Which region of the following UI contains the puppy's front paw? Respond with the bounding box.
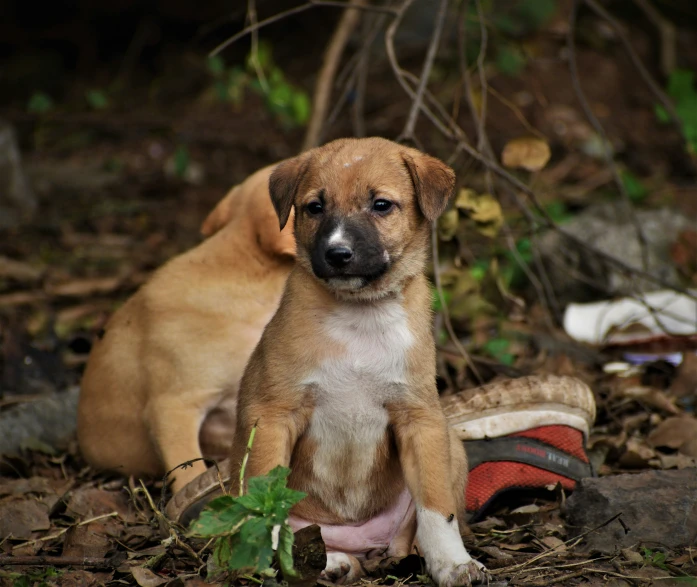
[321,552,364,585]
[431,559,488,587]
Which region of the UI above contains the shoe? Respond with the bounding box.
[442,374,596,520]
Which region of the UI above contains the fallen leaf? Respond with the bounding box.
[541,536,566,551]
[656,452,697,469]
[454,189,503,238]
[62,523,112,558]
[618,438,656,468]
[437,209,459,241]
[648,416,697,449]
[0,498,51,540]
[679,436,697,458]
[0,255,44,282]
[670,353,697,398]
[620,386,679,414]
[131,566,168,587]
[501,137,551,171]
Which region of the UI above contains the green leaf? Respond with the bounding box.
[207,55,226,77]
[496,45,526,77]
[431,287,452,312]
[483,337,515,366]
[190,497,248,536]
[277,523,298,580]
[86,89,109,110]
[291,91,311,125]
[656,69,697,154]
[27,92,54,114]
[173,144,190,179]
[620,169,648,203]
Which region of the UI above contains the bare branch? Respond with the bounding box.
[303,0,368,151]
[398,0,449,143]
[567,0,650,272]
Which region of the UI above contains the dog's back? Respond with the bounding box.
[78,164,295,487]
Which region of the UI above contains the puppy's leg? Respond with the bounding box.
[390,405,485,587]
[145,395,210,492]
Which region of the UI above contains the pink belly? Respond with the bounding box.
[288,489,414,559]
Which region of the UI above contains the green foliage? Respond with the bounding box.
[5,566,61,587]
[641,547,670,571]
[191,466,306,580]
[482,337,515,366]
[173,144,190,179]
[620,169,648,203]
[656,69,697,156]
[86,89,109,110]
[462,0,558,77]
[495,45,527,77]
[27,92,54,114]
[206,41,311,129]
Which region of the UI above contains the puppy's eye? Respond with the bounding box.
[372,199,393,213]
[306,201,324,215]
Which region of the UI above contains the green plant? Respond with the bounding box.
[27,92,54,114]
[4,566,61,587]
[620,169,648,203]
[86,89,109,110]
[206,41,310,129]
[191,465,306,580]
[656,69,697,156]
[173,144,190,179]
[482,336,515,366]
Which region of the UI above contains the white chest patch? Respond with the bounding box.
[301,299,414,519]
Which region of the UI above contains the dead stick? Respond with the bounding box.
[302,0,367,151]
[0,555,121,568]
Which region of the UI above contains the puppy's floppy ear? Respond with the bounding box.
[401,150,456,221]
[269,154,311,230]
[200,187,238,237]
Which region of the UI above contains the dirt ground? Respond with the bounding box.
[1,1,697,585]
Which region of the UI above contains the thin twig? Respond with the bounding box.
[582,0,687,153]
[303,0,368,151]
[431,223,483,384]
[567,0,650,273]
[210,1,396,58]
[398,0,449,142]
[0,555,123,568]
[247,0,269,93]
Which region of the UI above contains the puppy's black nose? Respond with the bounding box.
[325,246,353,268]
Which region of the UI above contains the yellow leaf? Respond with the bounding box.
[454,189,503,238]
[437,209,459,242]
[501,137,551,171]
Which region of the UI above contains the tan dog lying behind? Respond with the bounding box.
[78,164,295,492]
[226,138,485,586]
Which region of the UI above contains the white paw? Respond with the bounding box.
[321,552,364,585]
[429,559,488,587]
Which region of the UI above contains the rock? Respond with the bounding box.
[0,119,36,229]
[0,387,80,457]
[563,469,697,552]
[537,204,695,305]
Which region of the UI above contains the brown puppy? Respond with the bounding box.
[78,164,295,492]
[228,138,485,586]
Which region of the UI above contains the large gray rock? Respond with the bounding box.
[563,469,697,552]
[538,204,694,305]
[0,120,36,229]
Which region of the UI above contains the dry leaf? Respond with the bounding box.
[670,353,697,397]
[541,536,567,551]
[131,567,167,587]
[437,209,459,242]
[618,438,655,468]
[454,189,503,238]
[0,255,43,283]
[648,416,697,449]
[656,452,697,469]
[501,137,551,171]
[620,386,679,414]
